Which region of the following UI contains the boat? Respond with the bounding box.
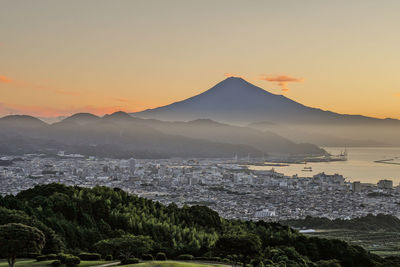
[302,166,312,172]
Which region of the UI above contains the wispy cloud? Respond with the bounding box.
[0,74,143,117]
[224,72,246,79]
[0,74,81,96]
[260,75,304,92]
[0,75,12,83]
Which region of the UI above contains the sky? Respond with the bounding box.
[1,0,400,119]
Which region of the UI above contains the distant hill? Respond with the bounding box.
[134,77,400,146]
[0,111,325,158]
[60,112,100,125]
[0,112,261,158]
[0,115,48,128]
[249,121,388,147]
[126,117,324,156]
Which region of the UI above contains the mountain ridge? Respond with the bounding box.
[0,111,324,158]
[132,77,400,146]
[134,77,400,125]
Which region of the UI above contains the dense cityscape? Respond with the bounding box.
[1,152,398,222]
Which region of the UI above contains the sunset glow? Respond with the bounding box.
[1,0,400,118]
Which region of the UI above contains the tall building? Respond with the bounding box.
[158,165,166,178]
[254,208,277,219]
[129,158,136,175]
[352,181,362,192]
[377,179,393,189]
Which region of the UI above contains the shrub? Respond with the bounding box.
[264,259,274,265]
[195,257,222,262]
[78,252,101,261]
[251,259,264,267]
[121,258,140,264]
[69,248,82,256]
[142,254,154,261]
[46,254,58,260]
[156,252,167,261]
[316,259,341,267]
[105,254,113,261]
[65,255,81,267]
[177,254,194,260]
[36,255,47,261]
[51,260,61,267]
[57,253,69,263]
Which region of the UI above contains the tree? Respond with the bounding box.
[95,235,153,260]
[0,223,46,267]
[0,207,64,254]
[214,233,261,267]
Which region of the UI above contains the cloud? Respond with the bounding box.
[0,75,12,83]
[0,74,82,96]
[260,75,304,92]
[224,72,246,79]
[224,73,235,77]
[0,74,143,117]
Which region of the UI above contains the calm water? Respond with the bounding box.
[250,147,400,184]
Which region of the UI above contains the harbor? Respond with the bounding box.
[248,147,400,184]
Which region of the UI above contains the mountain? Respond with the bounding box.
[0,115,47,128]
[0,112,261,158]
[133,77,378,125]
[60,113,100,125]
[134,77,400,146]
[249,121,388,147]
[127,117,324,155]
[0,111,324,158]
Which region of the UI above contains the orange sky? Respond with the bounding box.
[1,0,400,119]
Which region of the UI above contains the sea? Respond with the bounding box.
[249,147,400,185]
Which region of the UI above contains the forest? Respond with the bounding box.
[282,214,400,232]
[0,183,399,267]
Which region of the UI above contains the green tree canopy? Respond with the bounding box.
[0,207,64,253]
[0,223,46,267]
[215,233,262,266]
[95,234,153,260]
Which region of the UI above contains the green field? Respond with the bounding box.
[0,260,228,267]
[0,259,116,267]
[127,261,227,267]
[305,229,400,256]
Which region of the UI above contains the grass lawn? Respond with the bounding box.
[0,259,115,267]
[77,261,117,267]
[126,261,228,267]
[0,259,52,267]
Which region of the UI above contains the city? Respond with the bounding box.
[1,152,398,222]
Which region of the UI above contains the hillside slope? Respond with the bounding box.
[0,184,395,266]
